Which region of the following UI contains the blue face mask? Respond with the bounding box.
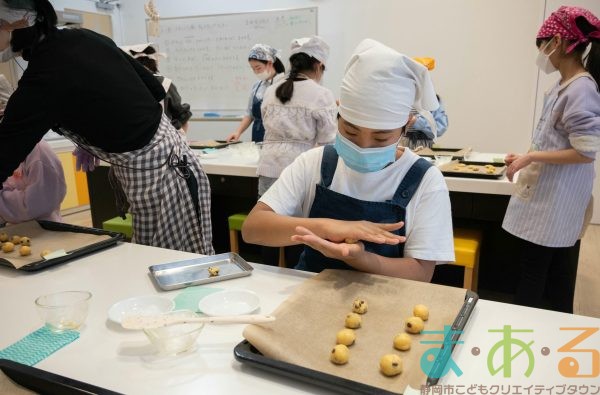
[333,133,398,173]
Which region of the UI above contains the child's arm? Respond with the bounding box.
[506,149,594,181]
[291,225,434,281]
[242,202,405,247]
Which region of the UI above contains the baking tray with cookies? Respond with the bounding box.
[0,220,123,272]
[235,270,479,394]
[438,160,507,179]
[149,252,253,291]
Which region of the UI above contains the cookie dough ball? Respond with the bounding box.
[393,333,412,351]
[344,238,358,244]
[0,232,8,242]
[405,316,425,334]
[330,344,349,365]
[380,354,403,376]
[19,246,31,256]
[10,235,21,245]
[344,313,362,329]
[40,249,52,258]
[352,299,368,314]
[2,242,15,253]
[20,237,31,247]
[413,304,429,321]
[207,266,219,277]
[336,328,356,346]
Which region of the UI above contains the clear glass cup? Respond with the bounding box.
[35,291,92,332]
[434,154,453,166]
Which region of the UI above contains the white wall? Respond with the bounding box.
[50,0,123,43]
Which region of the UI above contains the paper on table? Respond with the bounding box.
[0,221,111,269]
[243,270,468,394]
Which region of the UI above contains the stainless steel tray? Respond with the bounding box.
[149,252,253,291]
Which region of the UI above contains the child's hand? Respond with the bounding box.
[291,226,365,260]
[506,153,532,182]
[319,219,406,245]
[504,153,519,165]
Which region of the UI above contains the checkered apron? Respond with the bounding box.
[61,114,214,255]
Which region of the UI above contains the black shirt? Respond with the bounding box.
[0,28,165,184]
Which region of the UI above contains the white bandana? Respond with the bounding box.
[290,36,329,65]
[339,39,439,130]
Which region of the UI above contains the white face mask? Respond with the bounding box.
[536,40,558,74]
[255,70,272,81]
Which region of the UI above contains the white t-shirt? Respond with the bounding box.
[259,146,455,263]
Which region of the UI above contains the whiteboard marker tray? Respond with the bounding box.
[149,252,253,291]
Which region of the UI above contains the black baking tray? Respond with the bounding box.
[234,290,479,394]
[440,161,507,179]
[0,221,123,272]
[189,140,242,149]
[0,359,123,394]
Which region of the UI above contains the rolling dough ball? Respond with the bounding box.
[413,304,429,321]
[393,333,412,351]
[19,246,31,256]
[344,238,358,244]
[336,328,356,346]
[2,242,15,253]
[330,344,349,365]
[344,313,362,329]
[405,316,425,334]
[20,237,31,247]
[207,266,220,277]
[380,354,403,376]
[10,235,21,245]
[40,249,52,258]
[0,232,8,242]
[352,299,368,314]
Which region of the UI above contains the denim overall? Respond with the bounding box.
[251,82,265,142]
[295,145,432,272]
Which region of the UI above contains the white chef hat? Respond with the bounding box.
[120,43,166,61]
[290,36,329,65]
[339,39,439,130]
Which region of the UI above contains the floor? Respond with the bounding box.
[61,209,600,318]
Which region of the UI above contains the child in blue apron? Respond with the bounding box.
[242,39,455,281]
[227,44,285,143]
[502,6,600,313]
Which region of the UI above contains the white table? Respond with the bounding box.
[1,243,598,394]
[196,144,516,196]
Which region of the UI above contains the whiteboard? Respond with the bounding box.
[147,7,317,112]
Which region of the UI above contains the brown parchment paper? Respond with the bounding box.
[0,221,111,269]
[243,270,468,394]
[0,371,37,394]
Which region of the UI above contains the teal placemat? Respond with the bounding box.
[173,286,223,312]
[0,327,79,366]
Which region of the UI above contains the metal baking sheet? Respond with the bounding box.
[0,221,123,272]
[439,160,507,179]
[149,252,253,291]
[234,291,478,394]
[188,140,242,149]
[414,147,471,160]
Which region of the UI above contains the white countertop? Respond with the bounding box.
[196,144,516,196]
[1,243,598,394]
